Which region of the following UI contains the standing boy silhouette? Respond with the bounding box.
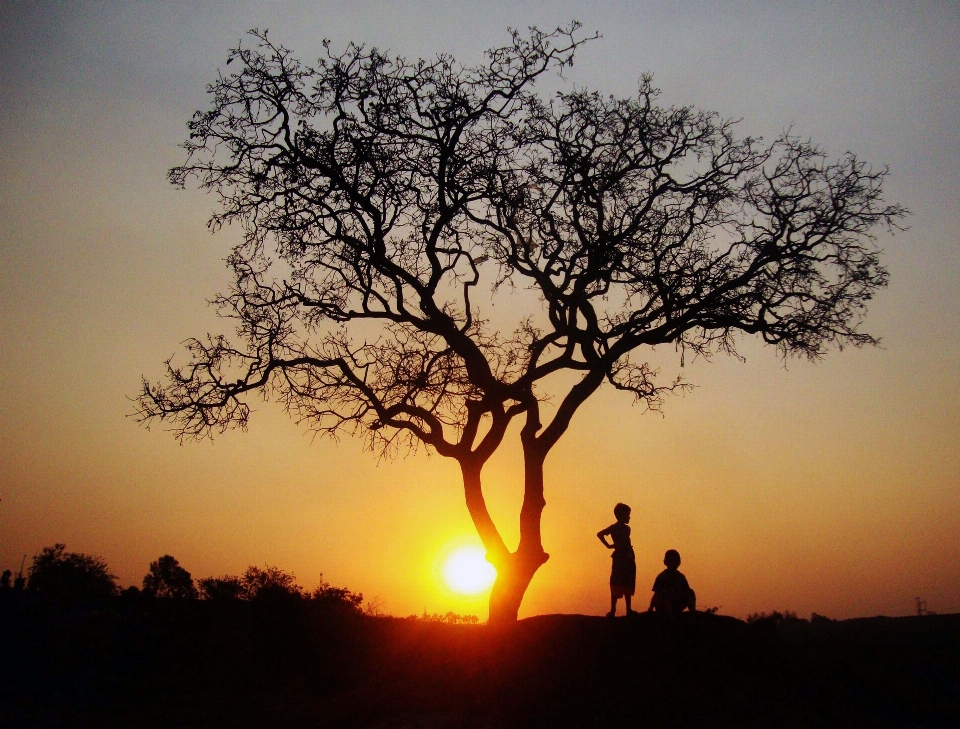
[597,503,636,616]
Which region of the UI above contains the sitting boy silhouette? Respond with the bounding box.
[597,502,636,617]
[649,549,696,615]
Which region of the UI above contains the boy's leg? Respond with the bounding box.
[625,595,633,614]
[608,593,618,617]
[650,592,673,614]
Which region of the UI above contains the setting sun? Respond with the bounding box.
[441,546,497,596]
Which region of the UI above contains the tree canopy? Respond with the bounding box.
[28,544,118,602]
[142,555,198,599]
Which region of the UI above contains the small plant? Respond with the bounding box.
[915,597,937,616]
[363,596,385,617]
[747,610,807,625]
[409,611,480,625]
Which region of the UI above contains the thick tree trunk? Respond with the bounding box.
[485,442,550,626]
[459,453,551,625]
[487,547,549,625]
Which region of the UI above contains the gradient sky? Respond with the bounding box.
[2,1,958,621]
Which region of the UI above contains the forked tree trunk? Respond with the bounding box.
[461,444,551,626]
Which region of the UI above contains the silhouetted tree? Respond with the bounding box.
[28,544,118,602]
[142,555,198,599]
[136,24,907,623]
[240,565,303,600]
[310,577,363,612]
[197,565,303,601]
[197,575,244,601]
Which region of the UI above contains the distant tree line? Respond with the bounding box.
[0,544,363,612]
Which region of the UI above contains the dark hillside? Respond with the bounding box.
[1,595,957,727]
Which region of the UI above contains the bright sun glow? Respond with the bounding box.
[441,546,497,595]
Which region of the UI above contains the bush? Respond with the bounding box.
[746,610,806,626]
[196,566,367,613]
[240,565,303,601]
[310,578,363,612]
[197,565,303,601]
[197,575,244,601]
[27,544,117,602]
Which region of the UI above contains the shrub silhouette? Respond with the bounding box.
[195,566,365,612]
[27,543,117,601]
[197,575,243,601]
[409,611,480,625]
[240,565,302,601]
[310,577,363,612]
[142,555,198,599]
[753,610,801,622]
[197,565,302,601]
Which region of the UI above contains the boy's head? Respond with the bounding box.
[613,503,631,523]
[663,549,681,569]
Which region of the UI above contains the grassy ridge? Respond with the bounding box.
[1,595,957,727]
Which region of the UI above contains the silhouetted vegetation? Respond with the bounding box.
[1,544,956,726]
[3,545,364,615]
[195,565,364,609]
[229,564,303,601]
[746,609,803,624]
[196,574,244,601]
[408,611,480,625]
[311,578,364,612]
[26,544,118,602]
[142,555,197,599]
[135,22,907,624]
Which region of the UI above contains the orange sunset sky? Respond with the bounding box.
[2,2,958,621]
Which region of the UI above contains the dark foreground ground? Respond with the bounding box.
[1,595,957,728]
